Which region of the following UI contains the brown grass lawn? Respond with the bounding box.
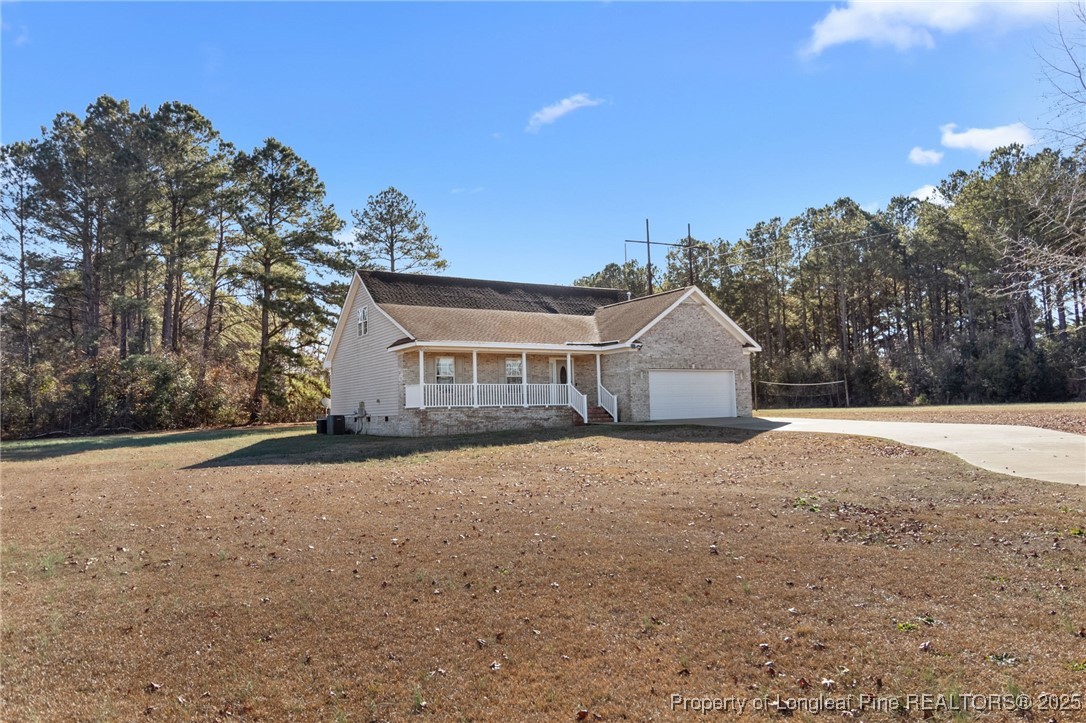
[2,423,1085,722]
[756,402,1086,436]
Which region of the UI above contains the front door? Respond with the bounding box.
[549,358,568,385]
[548,358,569,406]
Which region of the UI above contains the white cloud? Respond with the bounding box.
[526,93,604,134]
[802,1,1055,57]
[908,146,944,166]
[939,122,1035,153]
[1,21,30,47]
[910,184,949,206]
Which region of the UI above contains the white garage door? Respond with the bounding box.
[648,370,736,420]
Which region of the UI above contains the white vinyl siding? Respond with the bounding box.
[648,369,736,420]
[329,277,404,418]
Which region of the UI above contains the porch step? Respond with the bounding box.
[587,406,614,424]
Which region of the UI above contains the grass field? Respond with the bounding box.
[2,421,1085,721]
[756,402,1086,436]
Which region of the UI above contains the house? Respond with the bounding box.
[323,270,761,436]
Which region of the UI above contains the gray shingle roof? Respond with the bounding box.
[364,271,692,346]
[594,288,689,343]
[360,270,627,315]
[381,304,600,344]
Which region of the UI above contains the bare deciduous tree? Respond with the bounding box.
[1038,1,1086,147]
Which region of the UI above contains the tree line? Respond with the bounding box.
[576,144,1085,407]
[3,94,1082,437]
[0,96,442,438]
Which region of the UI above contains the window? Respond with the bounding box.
[436,356,455,384]
[357,306,368,336]
[505,357,523,385]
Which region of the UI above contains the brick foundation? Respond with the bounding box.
[358,406,576,437]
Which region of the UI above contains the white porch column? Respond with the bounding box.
[472,350,478,407]
[419,348,425,410]
[521,351,528,407]
[566,352,573,387]
[596,353,602,390]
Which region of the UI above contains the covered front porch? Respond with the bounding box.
[401,347,618,423]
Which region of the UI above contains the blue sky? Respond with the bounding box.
[1,1,1057,285]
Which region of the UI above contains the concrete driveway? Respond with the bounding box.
[683,416,1086,486]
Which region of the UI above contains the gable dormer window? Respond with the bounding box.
[357,306,368,336]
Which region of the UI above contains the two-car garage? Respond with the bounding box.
[647,369,737,420]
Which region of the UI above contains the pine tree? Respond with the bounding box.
[233,138,346,421]
[350,186,446,273]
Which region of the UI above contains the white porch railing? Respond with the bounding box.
[474,383,570,407]
[424,383,475,408]
[405,383,588,422]
[567,384,588,423]
[598,384,619,422]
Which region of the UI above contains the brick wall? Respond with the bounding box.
[367,406,574,437]
[604,298,753,421]
[600,350,634,421]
